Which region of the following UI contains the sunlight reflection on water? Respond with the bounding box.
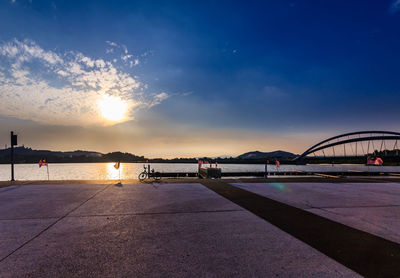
[106,162,120,180]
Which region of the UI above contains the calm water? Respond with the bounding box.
[0,163,399,181]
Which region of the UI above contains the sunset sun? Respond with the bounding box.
[98,95,127,122]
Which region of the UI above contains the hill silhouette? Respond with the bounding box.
[237,150,297,160]
[0,146,298,164]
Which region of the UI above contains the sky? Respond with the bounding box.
[0,0,400,158]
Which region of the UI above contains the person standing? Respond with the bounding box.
[265,160,269,178]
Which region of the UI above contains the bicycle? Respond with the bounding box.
[138,165,162,182]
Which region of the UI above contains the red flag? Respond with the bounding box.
[375,157,383,165]
[276,160,280,168]
[114,161,120,169]
[39,159,48,168]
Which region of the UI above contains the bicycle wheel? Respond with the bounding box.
[138,172,147,182]
[154,172,162,181]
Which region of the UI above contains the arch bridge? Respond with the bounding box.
[294,131,400,162]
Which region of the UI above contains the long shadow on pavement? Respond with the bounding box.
[200,180,400,278]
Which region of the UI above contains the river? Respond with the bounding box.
[0,162,399,181]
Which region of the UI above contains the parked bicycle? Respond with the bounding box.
[138,164,162,182]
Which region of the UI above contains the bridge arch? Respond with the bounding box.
[294,131,400,161]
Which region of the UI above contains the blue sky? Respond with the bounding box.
[0,0,399,157]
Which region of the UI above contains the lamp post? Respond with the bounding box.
[10,131,17,181]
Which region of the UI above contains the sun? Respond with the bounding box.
[98,95,128,122]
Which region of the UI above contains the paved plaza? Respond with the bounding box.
[1,179,400,277]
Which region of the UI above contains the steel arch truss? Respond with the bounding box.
[295,131,400,160]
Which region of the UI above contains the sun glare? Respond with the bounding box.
[98,95,128,122]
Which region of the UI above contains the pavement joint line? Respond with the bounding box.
[313,207,400,236]
[0,209,244,221]
[0,183,112,264]
[200,179,400,278]
[306,204,400,209]
[0,217,60,221]
[349,177,397,183]
[67,209,244,218]
[310,207,353,218]
[0,186,21,194]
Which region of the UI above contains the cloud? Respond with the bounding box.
[121,54,133,61]
[104,40,140,67]
[390,0,400,13]
[129,59,139,68]
[149,92,169,107]
[0,39,167,126]
[122,45,128,54]
[106,41,117,47]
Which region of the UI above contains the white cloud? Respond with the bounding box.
[141,50,154,57]
[104,41,140,67]
[106,41,117,47]
[148,92,169,107]
[122,45,128,54]
[129,59,139,68]
[121,54,133,61]
[0,39,167,126]
[390,0,400,13]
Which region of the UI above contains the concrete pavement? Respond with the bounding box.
[1,180,392,277]
[231,182,400,244]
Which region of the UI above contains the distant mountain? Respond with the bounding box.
[0,146,102,158]
[0,146,297,164]
[0,146,150,164]
[0,146,107,163]
[237,150,297,160]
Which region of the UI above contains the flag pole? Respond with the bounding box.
[114,161,121,183]
[46,164,49,180]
